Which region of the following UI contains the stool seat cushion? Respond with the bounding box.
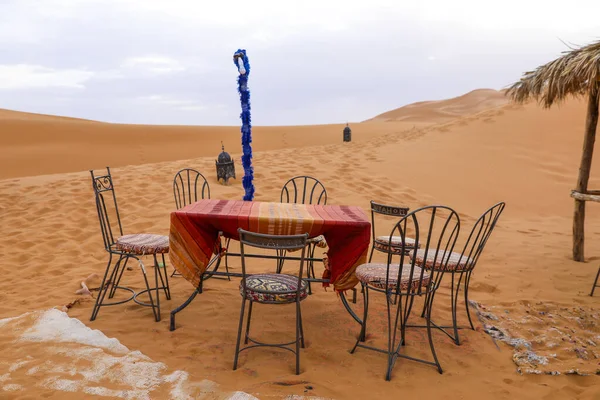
[115,234,169,255]
[240,274,308,303]
[374,236,418,254]
[355,263,430,291]
[412,249,472,272]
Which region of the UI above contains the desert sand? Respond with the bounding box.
[1,89,600,399]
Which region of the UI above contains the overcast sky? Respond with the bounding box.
[0,0,598,126]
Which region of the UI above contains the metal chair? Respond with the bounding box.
[90,167,170,322]
[350,205,460,380]
[172,168,231,280]
[281,176,328,205]
[233,229,309,375]
[173,168,210,210]
[279,176,328,291]
[368,201,413,262]
[416,202,505,345]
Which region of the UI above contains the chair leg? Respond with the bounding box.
[420,289,429,318]
[233,297,247,370]
[138,259,159,322]
[91,253,120,321]
[590,266,600,296]
[306,244,314,295]
[450,272,461,345]
[295,300,302,375]
[155,256,161,321]
[154,254,170,301]
[224,238,231,280]
[464,271,475,329]
[425,290,443,374]
[400,295,416,347]
[368,244,375,263]
[276,249,286,274]
[298,301,305,348]
[309,244,317,280]
[351,283,369,352]
[160,254,171,299]
[109,256,128,299]
[385,291,395,381]
[224,238,231,281]
[244,301,253,344]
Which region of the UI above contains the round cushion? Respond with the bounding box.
[115,234,169,255]
[412,249,471,272]
[374,235,418,254]
[355,263,430,291]
[240,273,308,303]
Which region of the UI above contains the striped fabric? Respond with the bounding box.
[169,199,371,291]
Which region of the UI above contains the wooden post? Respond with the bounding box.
[573,85,599,261]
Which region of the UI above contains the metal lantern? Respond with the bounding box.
[215,143,236,185]
[343,123,351,142]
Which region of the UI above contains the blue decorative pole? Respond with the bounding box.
[233,49,255,201]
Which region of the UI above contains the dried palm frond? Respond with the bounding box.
[507,40,600,108]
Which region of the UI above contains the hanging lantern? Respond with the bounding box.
[215,142,236,185]
[343,123,352,142]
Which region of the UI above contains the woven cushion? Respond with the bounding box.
[355,263,430,291]
[374,235,418,254]
[115,234,169,255]
[240,273,308,303]
[412,249,472,272]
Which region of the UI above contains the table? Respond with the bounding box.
[169,199,371,292]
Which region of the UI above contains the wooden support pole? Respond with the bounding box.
[573,85,599,261]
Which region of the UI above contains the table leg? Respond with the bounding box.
[340,290,362,326]
[170,277,203,331]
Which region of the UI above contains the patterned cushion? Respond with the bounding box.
[374,235,418,254]
[240,273,308,303]
[412,249,472,272]
[115,234,169,255]
[355,263,430,291]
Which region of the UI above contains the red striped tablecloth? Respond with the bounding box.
[169,199,371,292]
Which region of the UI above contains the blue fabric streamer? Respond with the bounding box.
[233,49,255,201]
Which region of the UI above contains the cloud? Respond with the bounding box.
[0,65,94,90]
[121,56,186,75]
[137,94,207,111]
[1,0,599,125]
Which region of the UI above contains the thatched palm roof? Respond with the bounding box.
[507,40,600,107]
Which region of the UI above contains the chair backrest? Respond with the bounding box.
[173,168,210,209]
[238,229,308,301]
[370,200,410,246]
[455,202,505,272]
[382,205,460,297]
[280,176,327,205]
[90,167,123,251]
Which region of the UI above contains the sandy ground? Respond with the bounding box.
[1,89,600,399]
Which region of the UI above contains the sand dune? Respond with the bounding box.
[0,108,97,123]
[1,90,600,399]
[366,89,509,123]
[0,115,410,180]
